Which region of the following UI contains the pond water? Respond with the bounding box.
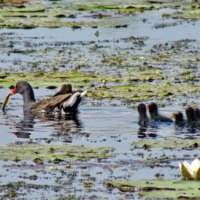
[0,3,200,199]
[0,87,199,198]
[1,8,200,72]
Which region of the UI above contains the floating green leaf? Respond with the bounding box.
[107,178,200,198]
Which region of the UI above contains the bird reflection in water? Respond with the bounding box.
[10,110,35,138]
[10,110,85,140]
[52,114,88,143]
[137,103,157,138]
[137,126,157,138]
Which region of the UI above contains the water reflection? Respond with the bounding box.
[12,110,36,138]
[137,118,183,138]
[50,115,88,143]
[9,110,84,140]
[137,119,200,139]
[62,115,83,132]
[137,126,157,138]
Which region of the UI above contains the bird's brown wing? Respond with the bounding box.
[53,84,72,97]
[31,93,73,111]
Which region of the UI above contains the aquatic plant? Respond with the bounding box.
[179,159,200,180]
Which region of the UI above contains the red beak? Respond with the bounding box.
[11,88,17,95]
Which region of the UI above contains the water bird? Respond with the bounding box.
[137,103,149,126]
[171,111,186,127]
[185,106,199,128]
[194,107,200,121]
[147,102,173,122]
[2,81,86,115]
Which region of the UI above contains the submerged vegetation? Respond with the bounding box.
[0,37,200,105]
[0,0,200,105]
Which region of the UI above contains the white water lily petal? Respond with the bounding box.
[183,161,194,178]
[179,162,193,180]
[179,159,200,180]
[178,162,182,170]
[191,159,200,179]
[191,158,200,171]
[196,167,200,180]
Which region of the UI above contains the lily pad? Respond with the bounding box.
[106,178,200,198]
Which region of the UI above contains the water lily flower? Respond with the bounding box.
[179,159,200,180]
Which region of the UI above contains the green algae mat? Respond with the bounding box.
[0,142,114,162]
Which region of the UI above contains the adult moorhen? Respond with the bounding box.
[147,102,173,122]
[137,103,149,126]
[171,111,186,127]
[2,81,86,115]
